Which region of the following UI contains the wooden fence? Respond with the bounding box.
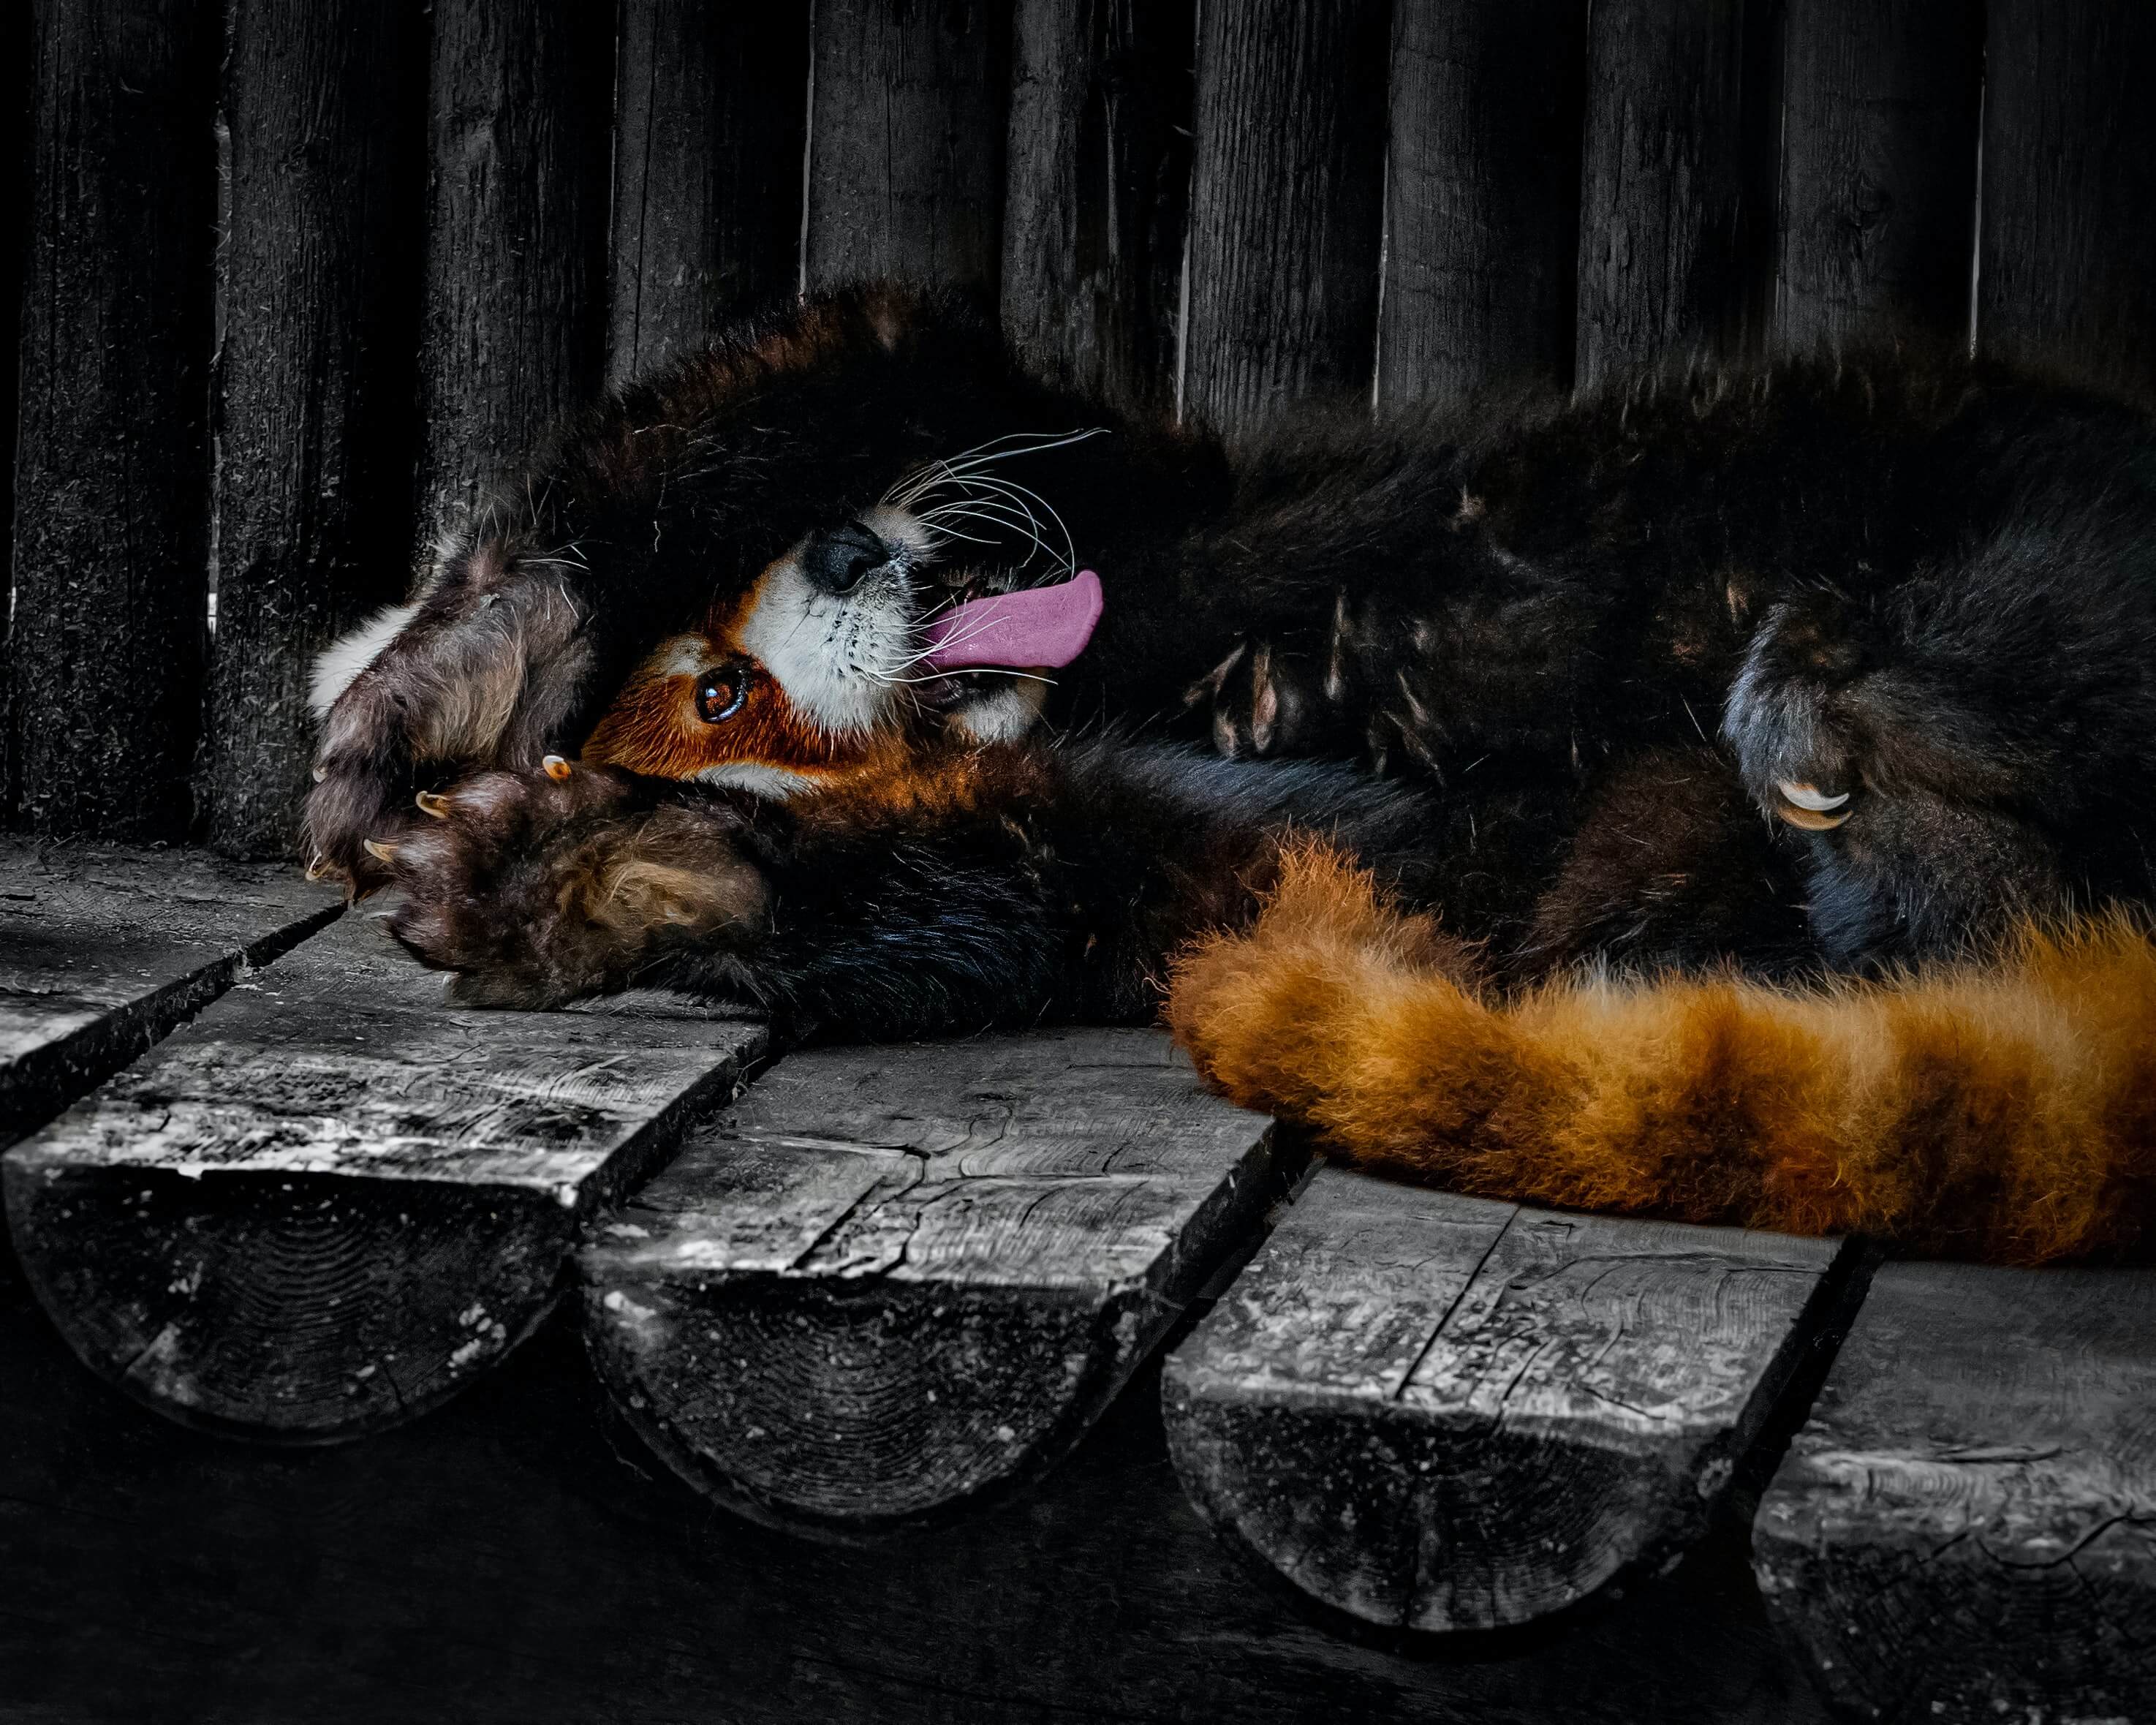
[9,0,2156,857]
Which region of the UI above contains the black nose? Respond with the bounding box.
[802,521,890,595]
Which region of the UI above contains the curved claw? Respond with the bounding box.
[1777,779,1850,812]
[415,790,453,819]
[362,837,401,864]
[543,754,574,782]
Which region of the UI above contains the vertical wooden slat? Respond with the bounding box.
[414,0,615,563]
[1377,0,1589,409]
[803,0,1013,293]
[1574,0,1754,390]
[1001,0,1196,414]
[204,0,427,858]
[1183,0,1390,442]
[12,0,219,839]
[1776,0,1981,353]
[1978,0,2156,392]
[0,0,31,818]
[607,0,811,385]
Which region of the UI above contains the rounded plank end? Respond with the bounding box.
[582,1265,1151,1539]
[4,1156,574,1444]
[1161,1175,1844,1634]
[1754,1261,2156,1722]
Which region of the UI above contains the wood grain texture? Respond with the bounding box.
[0,843,339,1150]
[606,0,809,384]
[583,1030,1286,1536]
[1163,1166,1847,1632]
[1978,0,2156,393]
[204,0,428,858]
[1574,0,1758,389]
[0,0,27,807]
[12,0,218,838]
[5,913,763,1441]
[803,0,1013,293]
[413,0,613,565]
[1377,0,1588,409]
[1755,1259,2156,1723]
[0,1291,1834,1724]
[1001,0,1195,413]
[1776,0,1981,353]
[1182,0,1389,441]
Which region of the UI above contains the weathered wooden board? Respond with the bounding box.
[5,912,763,1442]
[606,0,809,384]
[1001,0,1195,415]
[413,0,612,562]
[0,842,339,1150]
[1163,1166,1850,1633]
[1755,1259,2156,1724]
[204,0,427,856]
[14,0,218,837]
[1775,0,1982,354]
[1574,0,1758,389]
[803,0,1013,293]
[1978,0,2156,393]
[0,1288,1834,1724]
[583,1030,1287,1536]
[1377,0,1587,409]
[1182,0,1389,441]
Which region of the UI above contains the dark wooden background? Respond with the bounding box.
[8,0,2154,856]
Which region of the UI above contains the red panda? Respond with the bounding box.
[305,285,2156,1259]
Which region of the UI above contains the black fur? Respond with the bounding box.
[319,285,2156,1027]
[382,739,1445,1038]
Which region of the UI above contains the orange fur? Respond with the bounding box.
[1166,845,2156,1264]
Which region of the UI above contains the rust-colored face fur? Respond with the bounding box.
[1168,843,2156,1266]
[578,503,1052,797]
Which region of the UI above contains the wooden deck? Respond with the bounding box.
[3,844,2151,1724]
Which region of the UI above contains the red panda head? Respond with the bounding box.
[581,496,1064,796]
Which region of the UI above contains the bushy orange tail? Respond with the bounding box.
[1165,844,2156,1264]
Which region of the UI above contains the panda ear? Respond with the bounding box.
[310,604,421,716]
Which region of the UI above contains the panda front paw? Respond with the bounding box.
[1187,635,1339,760]
[377,761,767,1008]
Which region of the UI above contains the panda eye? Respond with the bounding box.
[694,665,749,723]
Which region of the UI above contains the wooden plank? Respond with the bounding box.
[204,0,427,857]
[1776,0,1982,354]
[1000,0,1195,415]
[582,1030,1287,1536]
[0,1294,1835,1724]
[13,0,219,838]
[1978,0,2156,393]
[1574,0,1758,390]
[606,0,809,385]
[4,913,764,1442]
[1182,0,1389,442]
[1377,0,1588,409]
[1162,1165,1850,1633]
[803,0,1013,294]
[1755,1259,2156,1724]
[414,0,613,561]
[0,842,339,1150]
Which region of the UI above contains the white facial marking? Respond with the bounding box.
[947,680,1051,744]
[735,546,912,739]
[694,761,816,798]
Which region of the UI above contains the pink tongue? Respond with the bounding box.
[919,569,1103,673]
